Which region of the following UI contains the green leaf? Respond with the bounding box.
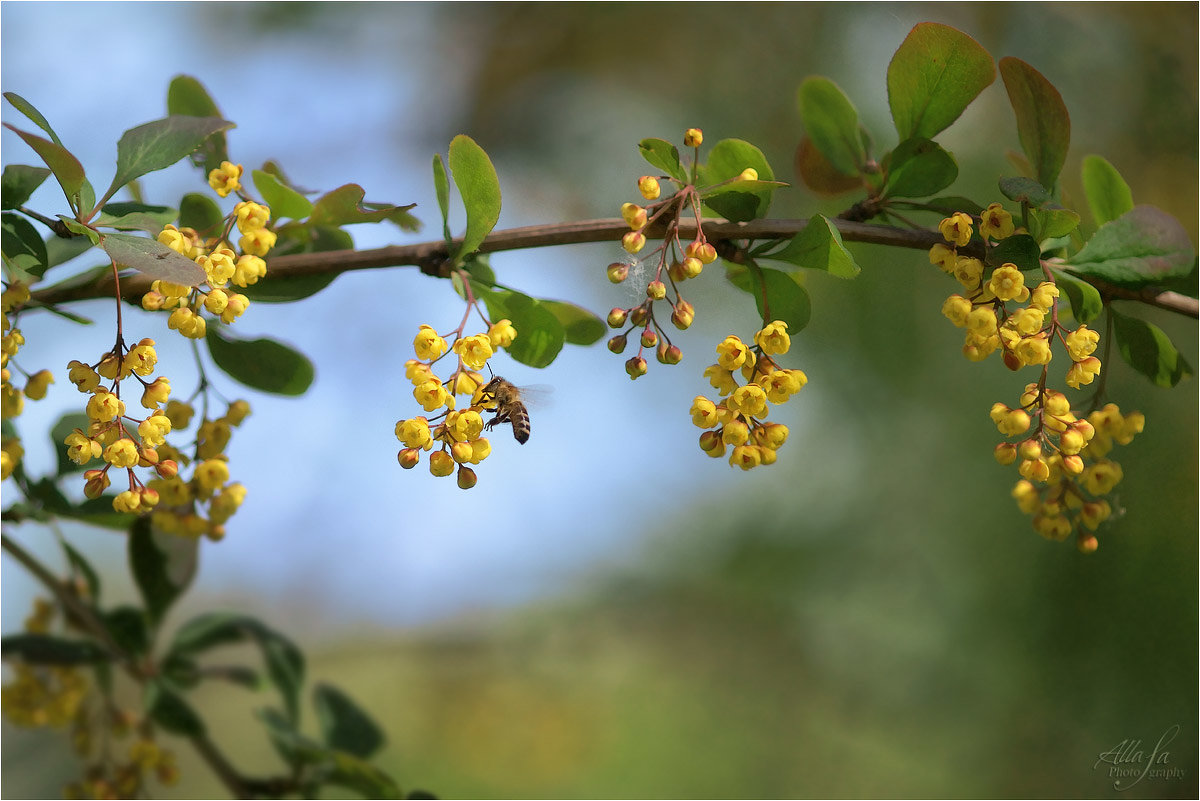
[1,164,52,209]
[540,299,605,345]
[726,265,812,333]
[797,76,865,176]
[319,750,405,799]
[986,233,1041,272]
[242,225,350,303]
[28,477,136,529]
[760,214,860,278]
[44,234,96,271]
[169,613,305,724]
[502,293,565,368]
[166,76,229,175]
[432,153,452,242]
[881,137,958,199]
[130,516,197,627]
[1,634,109,665]
[104,116,235,201]
[3,123,86,207]
[100,231,206,286]
[145,679,207,737]
[448,135,502,262]
[95,202,178,234]
[178,192,225,235]
[1051,268,1103,324]
[102,606,149,657]
[1110,308,1193,388]
[887,23,995,140]
[51,412,93,475]
[998,176,1053,208]
[205,326,315,395]
[1081,155,1134,227]
[793,136,862,196]
[1029,206,1080,240]
[999,57,1070,189]
[314,683,386,759]
[4,92,65,145]
[698,139,775,222]
[1064,206,1196,287]
[896,195,984,217]
[252,169,313,220]
[59,217,100,246]
[2,212,49,277]
[637,138,687,183]
[308,184,420,231]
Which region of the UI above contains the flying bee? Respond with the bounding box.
[476,376,531,444]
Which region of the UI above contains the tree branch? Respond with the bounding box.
[27,217,1198,318]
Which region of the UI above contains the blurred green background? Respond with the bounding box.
[2,3,1196,798]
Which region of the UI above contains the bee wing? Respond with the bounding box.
[515,384,553,409]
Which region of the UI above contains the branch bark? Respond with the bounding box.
[28,217,1198,318]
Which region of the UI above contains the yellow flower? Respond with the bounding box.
[952,256,984,290]
[452,334,494,371]
[23,369,54,400]
[979,203,1015,241]
[637,176,661,200]
[690,396,719,428]
[683,128,703,148]
[754,321,790,355]
[755,422,789,450]
[233,254,267,287]
[123,338,158,377]
[1065,356,1102,389]
[429,450,455,477]
[238,228,277,257]
[938,212,973,247]
[65,430,101,465]
[715,335,750,370]
[487,319,518,349]
[86,391,124,423]
[413,325,448,361]
[1081,460,1123,495]
[233,201,271,232]
[1007,307,1044,336]
[728,384,768,418]
[1014,334,1052,366]
[987,264,1028,302]
[703,364,738,396]
[113,490,141,513]
[722,419,751,446]
[67,360,101,393]
[195,458,230,491]
[103,438,139,468]
[395,417,433,449]
[1064,325,1100,361]
[941,295,972,327]
[729,444,762,470]
[219,293,249,324]
[413,379,450,412]
[207,161,243,198]
[929,243,957,273]
[1029,281,1059,311]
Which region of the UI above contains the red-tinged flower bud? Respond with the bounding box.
[398,448,420,469]
[683,128,703,148]
[607,308,627,328]
[681,257,703,279]
[607,262,629,283]
[1002,350,1022,372]
[657,343,683,365]
[646,280,667,300]
[699,430,722,452]
[629,305,650,327]
[625,356,648,379]
[993,442,1017,465]
[668,260,687,282]
[457,466,478,490]
[138,447,160,467]
[640,328,659,348]
[637,176,661,200]
[155,459,178,479]
[1061,454,1085,475]
[83,469,109,499]
[607,334,628,354]
[1076,533,1098,554]
[139,487,160,508]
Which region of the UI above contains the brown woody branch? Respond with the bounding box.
[28,218,1198,318]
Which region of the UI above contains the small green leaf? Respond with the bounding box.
[986,233,1041,272]
[882,137,958,199]
[2,212,49,276]
[1029,206,1080,240]
[166,76,229,175]
[1081,155,1134,227]
[205,326,315,395]
[999,57,1070,189]
[797,76,865,177]
[1065,206,1196,287]
[314,683,386,759]
[178,192,225,235]
[432,153,452,242]
[104,116,235,201]
[102,606,149,657]
[1,164,52,209]
[240,271,339,303]
[637,138,687,183]
[44,234,96,271]
[760,214,860,278]
[100,231,205,286]
[320,750,405,799]
[61,539,102,602]
[540,299,605,346]
[998,176,1052,207]
[1110,308,1193,388]
[898,195,984,216]
[793,137,862,196]
[698,139,775,222]
[3,92,64,145]
[3,123,86,206]
[59,216,100,245]
[726,265,812,333]
[145,679,207,737]
[51,412,93,475]
[130,516,197,627]
[1,634,109,665]
[252,169,313,220]
[95,202,178,234]
[308,184,419,231]
[448,135,501,262]
[502,293,565,368]
[887,23,995,140]
[1051,268,1103,324]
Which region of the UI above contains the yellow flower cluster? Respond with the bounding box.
[690,321,807,470]
[141,176,273,340]
[395,318,521,489]
[998,390,1143,552]
[146,399,251,541]
[2,281,56,480]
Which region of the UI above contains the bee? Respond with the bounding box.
[477,376,531,444]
